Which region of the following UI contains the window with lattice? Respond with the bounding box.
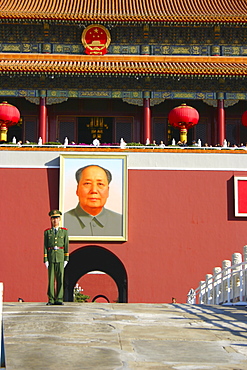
[24,118,37,143]
[116,117,133,143]
[153,118,166,144]
[195,120,208,145]
[59,120,76,143]
[226,119,240,146]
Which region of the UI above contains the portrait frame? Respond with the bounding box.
[234,176,247,217]
[59,154,128,241]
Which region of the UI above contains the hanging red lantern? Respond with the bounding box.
[168,103,199,144]
[241,110,247,128]
[0,101,20,141]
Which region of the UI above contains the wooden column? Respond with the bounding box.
[217,98,225,146]
[143,98,151,143]
[39,96,47,143]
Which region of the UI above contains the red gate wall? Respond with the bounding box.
[0,161,246,303]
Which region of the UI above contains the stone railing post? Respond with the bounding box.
[232,252,243,302]
[212,267,222,304]
[243,246,247,301]
[205,274,213,304]
[0,282,5,368]
[187,288,196,304]
[199,281,205,304]
[243,246,247,261]
[222,260,231,303]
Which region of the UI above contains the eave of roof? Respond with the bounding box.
[0,54,247,77]
[0,0,247,24]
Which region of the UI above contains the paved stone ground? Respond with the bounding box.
[2,302,247,369]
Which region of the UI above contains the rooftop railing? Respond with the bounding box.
[1,143,247,151]
[1,136,247,150]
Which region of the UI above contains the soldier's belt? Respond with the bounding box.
[48,247,64,250]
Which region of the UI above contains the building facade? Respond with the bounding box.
[1,147,247,303]
[2,1,247,304]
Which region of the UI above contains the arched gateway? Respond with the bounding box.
[64,246,128,303]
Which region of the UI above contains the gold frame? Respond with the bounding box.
[59,154,128,241]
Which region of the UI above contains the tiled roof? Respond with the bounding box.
[0,0,246,24]
[1,54,247,77]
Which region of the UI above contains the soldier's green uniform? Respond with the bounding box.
[44,210,69,305]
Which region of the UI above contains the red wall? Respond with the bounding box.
[0,166,246,303]
[78,274,118,302]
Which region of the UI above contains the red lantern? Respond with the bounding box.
[241,110,247,128]
[0,101,20,141]
[168,103,199,144]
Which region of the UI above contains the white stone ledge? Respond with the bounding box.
[1,150,247,171]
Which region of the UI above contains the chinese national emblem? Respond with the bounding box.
[82,25,111,55]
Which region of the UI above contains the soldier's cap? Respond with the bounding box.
[49,210,62,218]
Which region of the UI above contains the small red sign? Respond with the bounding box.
[234,177,247,216]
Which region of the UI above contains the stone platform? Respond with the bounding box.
[2,302,247,369]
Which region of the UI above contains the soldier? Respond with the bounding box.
[44,210,69,305]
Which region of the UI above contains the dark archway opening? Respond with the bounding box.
[92,294,110,303]
[64,245,128,303]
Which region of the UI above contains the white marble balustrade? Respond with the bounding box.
[187,246,247,305]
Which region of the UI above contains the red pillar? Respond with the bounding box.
[143,98,151,143]
[39,97,47,143]
[217,99,225,146]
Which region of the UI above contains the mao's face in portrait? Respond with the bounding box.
[76,166,109,216]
